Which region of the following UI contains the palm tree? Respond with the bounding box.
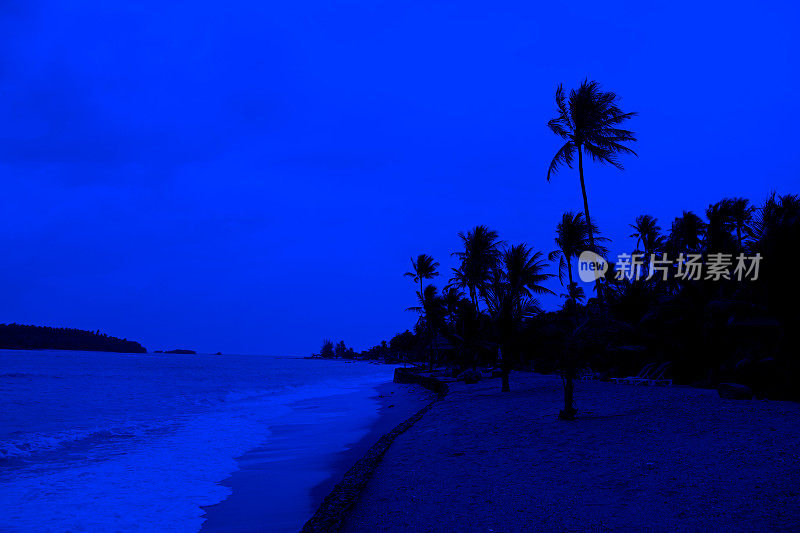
[404,254,439,305]
[727,197,754,250]
[440,286,465,329]
[560,282,585,307]
[503,244,555,302]
[629,215,663,256]
[449,225,503,312]
[490,244,554,324]
[441,287,463,314]
[449,295,488,371]
[406,284,445,368]
[629,214,664,278]
[749,193,800,320]
[483,243,551,391]
[667,211,706,254]
[559,317,591,420]
[548,212,608,292]
[705,201,736,253]
[750,193,800,248]
[547,79,638,251]
[406,285,444,325]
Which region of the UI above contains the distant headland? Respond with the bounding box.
[0,323,147,353]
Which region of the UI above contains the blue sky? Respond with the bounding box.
[0,1,798,355]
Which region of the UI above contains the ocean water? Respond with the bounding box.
[0,350,394,532]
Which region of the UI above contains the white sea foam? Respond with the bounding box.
[0,351,393,532]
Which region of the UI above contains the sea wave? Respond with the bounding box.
[0,420,179,460]
[0,352,395,532]
[1,378,376,460]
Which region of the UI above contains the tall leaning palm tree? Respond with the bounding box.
[404,254,440,306]
[547,80,638,251]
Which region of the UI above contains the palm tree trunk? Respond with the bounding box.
[640,245,648,279]
[577,147,603,302]
[420,278,433,369]
[567,257,574,288]
[501,357,510,392]
[470,286,478,314]
[560,372,575,420]
[577,147,593,247]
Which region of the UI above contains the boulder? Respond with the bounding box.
[717,383,753,400]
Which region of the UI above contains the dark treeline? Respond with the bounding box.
[313,333,415,363]
[0,323,147,353]
[320,191,799,411]
[317,80,800,419]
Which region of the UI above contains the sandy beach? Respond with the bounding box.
[341,373,800,532]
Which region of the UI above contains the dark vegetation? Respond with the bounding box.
[314,80,800,418]
[0,323,147,353]
[317,192,799,406]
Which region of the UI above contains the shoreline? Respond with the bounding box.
[201,377,434,532]
[307,381,436,507]
[301,373,446,532]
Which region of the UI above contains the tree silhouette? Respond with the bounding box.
[667,211,706,254]
[320,339,334,358]
[404,254,440,306]
[549,212,607,294]
[629,214,664,277]
[406,284,446,368]
[483,243,552,391]
[727,197,755,250]
[449,225,503,312]
[547,79,638,255]
[705,201,737,253]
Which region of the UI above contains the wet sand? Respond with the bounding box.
[342,372,800,532]
[201,381,433,532]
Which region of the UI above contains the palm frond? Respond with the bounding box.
[547,79,637,178]
[547,142,576,181]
